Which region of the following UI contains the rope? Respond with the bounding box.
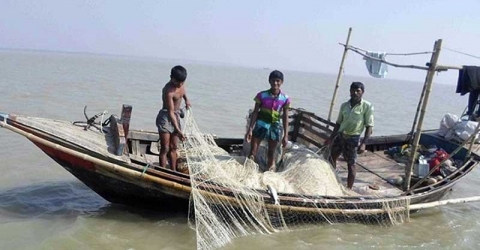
[340,43,433,56]
[387,51,433,56]
[444,47,480,60]
[346,45,429,70]
[141,164,150,176]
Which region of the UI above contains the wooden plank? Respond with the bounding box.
[299,125,329,143]
[297,116,331,141]
[120,105,133,139]
[128,130,159,141]
[291,112,302,142]
[300,111,336,127]
[356,151,405,178]
[296,133,323,149]
[131,139,140,156]
[109,115,126,156]
[300,118,333,134]
[335,151,404,196]
[367,134,410,145]
[150,141,160,155]
[214,138,243,147]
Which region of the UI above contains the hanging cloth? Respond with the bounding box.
[456,66,480,116]
[364,52,388,78]
[456,66,480,95]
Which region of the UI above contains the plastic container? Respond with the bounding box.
[414,156,429,177]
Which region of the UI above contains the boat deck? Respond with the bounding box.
[13,115,130,162]
[336,150,405,196]
[128,129,408,197]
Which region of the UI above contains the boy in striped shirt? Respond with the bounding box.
[245,70,291,172]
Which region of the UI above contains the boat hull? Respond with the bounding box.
[36,141,190,209]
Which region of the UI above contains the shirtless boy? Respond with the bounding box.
[156,65,191,171]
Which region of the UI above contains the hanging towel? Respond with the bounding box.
[365,52,388,78]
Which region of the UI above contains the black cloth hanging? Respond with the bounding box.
[456,66,480,95]
[456,66,480,116]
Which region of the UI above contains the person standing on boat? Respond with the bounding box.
[325,81,374,189]
[245,70,291,172]
[156,65,191,171]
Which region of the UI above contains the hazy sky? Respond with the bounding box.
[1,0,479,84]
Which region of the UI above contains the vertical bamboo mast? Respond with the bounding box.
[404,39,443,191]
[327,27,352,124]
[409,75,430,141]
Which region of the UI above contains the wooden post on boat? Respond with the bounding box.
[404,39,443,191]
[120,104,132,138]
[327,27,352,125]
[409,73,430,142]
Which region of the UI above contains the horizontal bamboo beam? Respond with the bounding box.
[435,64,462,70]
[409,196,480,210]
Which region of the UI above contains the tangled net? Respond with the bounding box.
[181,109,410,250]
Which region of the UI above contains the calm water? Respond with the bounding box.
[0,50,479,250]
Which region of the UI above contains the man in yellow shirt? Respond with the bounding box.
[325,82,374,189]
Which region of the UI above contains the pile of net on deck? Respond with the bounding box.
[181,110,410,250]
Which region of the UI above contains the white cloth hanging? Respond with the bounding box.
[365,51,388,78]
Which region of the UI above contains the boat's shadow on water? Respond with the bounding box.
[0,181,188,223]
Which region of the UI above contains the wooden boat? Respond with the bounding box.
[1,105,478,220]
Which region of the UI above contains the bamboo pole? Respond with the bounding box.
[404,39,443,191]
[409,196,480,210]
[435,64,462,71]
[409,69,431,142]
[327,27,352,124]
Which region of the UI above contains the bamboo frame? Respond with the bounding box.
[409,81,428,143]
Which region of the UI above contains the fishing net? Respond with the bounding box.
[181,109,411,250]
